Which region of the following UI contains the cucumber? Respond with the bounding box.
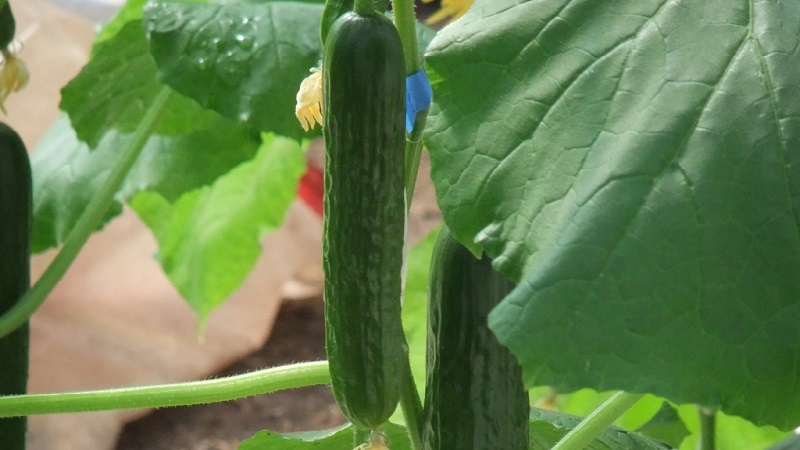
[320,0,392,46]
[0,2,14,50]
[422,226,529,450]
[0,123,31,449]
[322,9,406,430]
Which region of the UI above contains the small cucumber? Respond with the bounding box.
[422,226,529,450]
[0,123,31,449]
[322,10,406,430]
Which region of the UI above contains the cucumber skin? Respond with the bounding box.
[0,123,31,449]
[322,11,406,430]
[0,3,14,50]
[422,227,529,450]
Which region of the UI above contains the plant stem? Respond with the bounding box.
[392,3,426,447]
[0,361,330,417]
[404,111,427,210]
[697,407,716,450]
[354,0,374,15]
[391,0,428,210]
[551,391,644,450]
[399,343,424,450]
[392,0,420,73]
[0,87,173,340]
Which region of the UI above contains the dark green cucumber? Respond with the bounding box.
[0,123,31,449]
[0,2,15,50]
[422,226,529,450]
[322,10,406,430]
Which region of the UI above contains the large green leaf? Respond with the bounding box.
[31,115,259,253]
[635,402,690,449]
[143,1,436,141]
[238,411,671,450]
[130,134,305,321]
[239,423,412,450]
[61,20,217,147]
[424,0,800,430]
[529,409,670,450]
[143,1,324,140]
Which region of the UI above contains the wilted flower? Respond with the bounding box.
[355,433,390,450]
[422,0,474,25]
[0,50,29,114]
[295,66,323,132]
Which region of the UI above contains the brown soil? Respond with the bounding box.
[114,296,346,450]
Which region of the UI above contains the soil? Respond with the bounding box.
[115,296,346,450]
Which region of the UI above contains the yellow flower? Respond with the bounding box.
[0,51,29,114]
[422,0,474,25]
[295,66,323,132]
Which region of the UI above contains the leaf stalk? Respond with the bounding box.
[0,361,330,417]
[551,391,644,450]
[697,407,716,450]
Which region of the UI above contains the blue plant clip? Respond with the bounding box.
[406,70,432,133]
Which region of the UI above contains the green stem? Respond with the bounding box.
[392,0,427,209]
[404,110,427,210]
[0,88,173,340]
[697,407,716,450]
[551,392,644,450]
[354,0,374,15]
[399,343,424,450]
[0,361,330,417]
[392,0,420,73]
[393,3,426,445]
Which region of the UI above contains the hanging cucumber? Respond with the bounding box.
[0,123,32,449]
[422,226,529,450]
[322,3,407,430]
[0,2,14,50]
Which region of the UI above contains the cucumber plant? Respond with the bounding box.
[0,0,797,450]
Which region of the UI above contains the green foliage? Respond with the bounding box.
[61,20,218,148]
[31,115,260,253]
[424,0,800,430]
[142,1,435,141]
[14,0,799,445]
[529,408,670,450]
[239,423,413,450]
[635,402,690,448]
[130,134,305,321]
[238,410,672,450]
[143,1,325,140]
[676,406,790,450]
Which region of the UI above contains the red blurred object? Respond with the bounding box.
[298,165,324,217]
